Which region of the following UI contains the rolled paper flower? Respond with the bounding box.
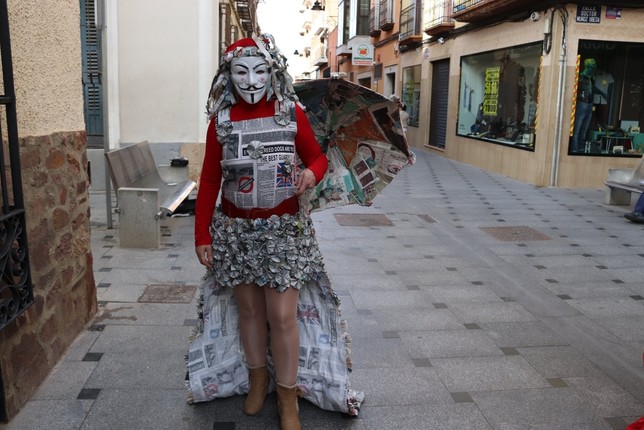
[247,140,265,159]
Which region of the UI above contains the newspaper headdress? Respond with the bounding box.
[206,33,301,124]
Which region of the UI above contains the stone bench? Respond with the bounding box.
[604,155,644,206]
[105,141,196,248]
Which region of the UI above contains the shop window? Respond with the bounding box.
[569,40,644,157]
[457,42,542,151]
[402,65,421,127]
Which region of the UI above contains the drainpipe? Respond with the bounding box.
[549,8,569,187]
[96,0,113,229]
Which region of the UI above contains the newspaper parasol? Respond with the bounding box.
[294,77,415,212]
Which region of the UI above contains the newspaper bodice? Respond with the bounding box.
[217,103,298,210]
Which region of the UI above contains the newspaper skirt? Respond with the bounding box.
[186,210,364,416]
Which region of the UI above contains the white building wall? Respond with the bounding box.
[116,0,217,145]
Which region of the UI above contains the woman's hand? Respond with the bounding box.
[195,244,213,269]
[295,168,316,196]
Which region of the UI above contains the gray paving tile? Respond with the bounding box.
[400,330,503,358]
[565,374,644,417]
[0,400,93,430]
[359,403,492,430]
[63,330,102,362]
[431,356,550,392]
[564,298,644,318]
[518,345,606,378]
[447,302,538,323]
[372,308,463,331]
[473,388,612,430]
[349,338,414,369]
[423,285,504,303]
[32,361,98,400]
[481,321,568,348]
[330,273,407,292]
[349,290,432,310]
[349,368,452,406]
[595,316,644,342]
[94,302,196,325]
[78,389,214,430]
[85,350,186,390]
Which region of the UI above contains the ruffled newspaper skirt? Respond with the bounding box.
[186,209,364,415]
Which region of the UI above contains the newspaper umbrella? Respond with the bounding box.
[294,77,415,212]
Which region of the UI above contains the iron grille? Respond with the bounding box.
[399,2,422,41]
[0,0,34,331]
[379,0,394,29]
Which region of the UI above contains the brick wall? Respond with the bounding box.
[0,130,97,421]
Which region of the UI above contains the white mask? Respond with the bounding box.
[230,56,270,104]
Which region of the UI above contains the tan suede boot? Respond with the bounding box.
[243,364,268,415]
[276,383,301,430]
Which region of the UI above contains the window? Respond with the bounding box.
[402,65,421,127]
[338,0,350,46]
[457,42,542,151]
[349,0,370,38]
[569,40,644,157]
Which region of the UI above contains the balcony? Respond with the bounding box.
[399,2,422,46]
[379,0,394,31]
[452,0,535,23]
[369,6,381,36]
[235,0,255,32]
[425,0,455,36]
[314,46,328,66]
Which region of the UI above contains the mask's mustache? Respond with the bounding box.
[238,84,265,92]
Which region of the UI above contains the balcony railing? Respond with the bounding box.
[452,0,534,23]
[399,2,422,45]
[234,0,255,33]
[369,5,381,36]
[314,45,328,66]
[425,0,455,36]
[379,0,394,31]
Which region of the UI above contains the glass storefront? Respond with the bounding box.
[457,42,542,151]
[402,65,421,127]
[569,40,644,157]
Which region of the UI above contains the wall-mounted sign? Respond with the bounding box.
[576,5,601,23]
[606,7,622,19]
[351,41,374,66]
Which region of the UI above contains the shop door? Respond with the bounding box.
[80,0,104,148]
[429,59,449,149]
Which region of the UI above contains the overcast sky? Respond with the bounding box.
[257,0,309,77]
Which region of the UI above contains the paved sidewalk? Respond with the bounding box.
[2,148,644,430]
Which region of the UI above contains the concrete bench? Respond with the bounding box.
[105,141,196,248]
[604,155,644,206]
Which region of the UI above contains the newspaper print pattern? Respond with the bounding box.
[209,210,325,292]
[186,211,364,415]
[217,102,299,210]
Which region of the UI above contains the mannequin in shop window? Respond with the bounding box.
[571,58,607,153]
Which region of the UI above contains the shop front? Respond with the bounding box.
[426,4,644,189]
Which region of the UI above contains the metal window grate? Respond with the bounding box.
[0,0,34,333]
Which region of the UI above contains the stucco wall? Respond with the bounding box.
[8,0,85,136]
[117,0,202,144]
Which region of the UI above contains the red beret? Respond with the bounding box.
[225,38,258,53]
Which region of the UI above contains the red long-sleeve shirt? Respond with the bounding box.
[194,98,328,246]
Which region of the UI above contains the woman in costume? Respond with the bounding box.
[187,34,362,430]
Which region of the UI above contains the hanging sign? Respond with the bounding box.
[576,5,601,23]
[351,42,374,66]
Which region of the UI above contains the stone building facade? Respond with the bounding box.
[0,0,96,421]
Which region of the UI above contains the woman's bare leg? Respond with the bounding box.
[264,286,300,386]
[234,283,268,366]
